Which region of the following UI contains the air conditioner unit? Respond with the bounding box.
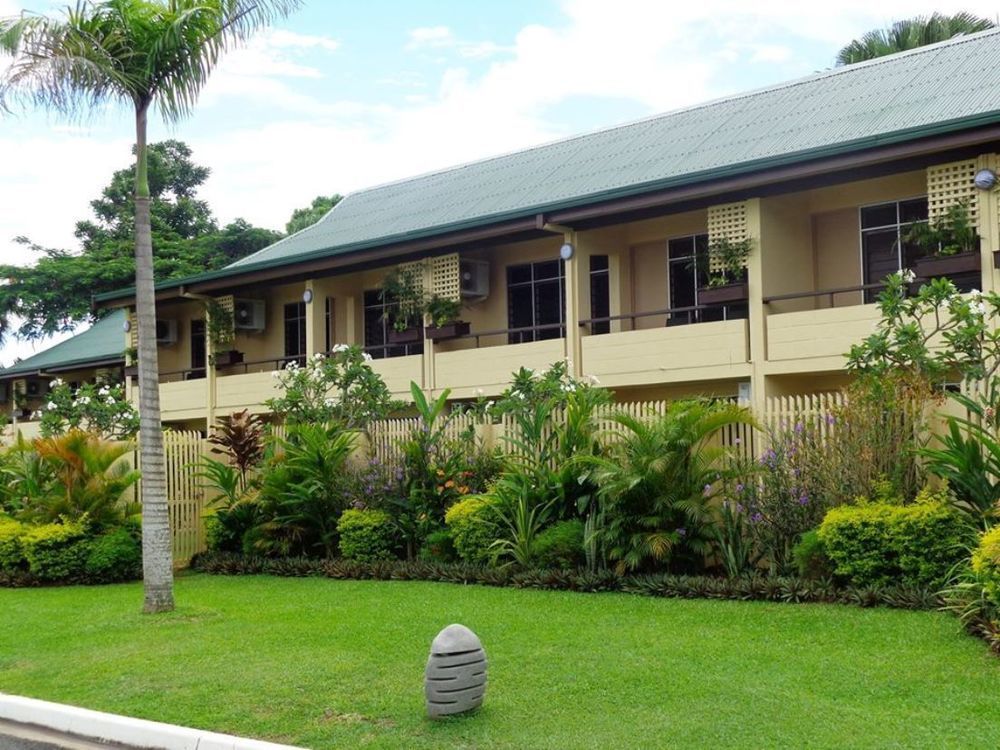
[460,259,490,299]
[156,319,178,346]
[234,299,266,331]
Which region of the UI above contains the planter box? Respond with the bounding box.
[915,251,981,279]
[426,321,470,341]
[698,282,748,305]
[212,349,244,367]
[124,365,138,378]
[388,326,422,344]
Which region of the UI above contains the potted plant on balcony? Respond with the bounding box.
[697,236,752,305]
[908,201,982,279]
[424,295,469,341]
[123,346,139,378]
[381,266,424,344]
[205,299,243,367]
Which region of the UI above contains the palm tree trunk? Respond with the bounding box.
[134,102,175,613]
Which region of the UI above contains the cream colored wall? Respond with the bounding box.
[617,209,708,330]
[154,300,203,374]
[760,194,814,314]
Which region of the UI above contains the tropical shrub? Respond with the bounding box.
[0,435,56,515]
[20,518,91,582]
[818,489,972,587]
[337,509,398,562]
[85,526,142,582]
[206,409,265,492]
[0,517,25,571]
[535,519,585,569]
[23,431,139,528]
[253,424,355,558]
[792,530,833,580]
[583,399,753,574]
[38,379,139,439]
[390,384,501,558]
[266,347,401,428]
[972,525,1000,600]
[445,496,499,565]
[713,495,758,578]
[920,399,1000,523]
[419,529,456,562]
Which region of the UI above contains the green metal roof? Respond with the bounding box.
[95,28,1000,302]
[228,28,1000,271]
[0,310,126,379]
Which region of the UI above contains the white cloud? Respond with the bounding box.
[406,25,511,59]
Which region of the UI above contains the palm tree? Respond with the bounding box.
[0,0,301,612]
[836,12,996,65]
[581,399,753,574]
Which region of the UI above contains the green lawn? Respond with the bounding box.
[1,575,998,749]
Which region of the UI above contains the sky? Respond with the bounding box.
[1,0,999,366]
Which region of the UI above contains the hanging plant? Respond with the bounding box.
[204,299,236,351]
[380,266,425,333]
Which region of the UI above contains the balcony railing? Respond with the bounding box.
[763,282,887,308]
[580,303,747,332]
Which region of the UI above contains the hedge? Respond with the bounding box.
[189,551,943,611]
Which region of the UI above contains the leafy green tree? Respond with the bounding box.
[285,194,341,234]
[0,141,282,340]
[0,0,300,612]
[836,12,995,65]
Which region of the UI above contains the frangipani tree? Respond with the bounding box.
[0,0,301,612]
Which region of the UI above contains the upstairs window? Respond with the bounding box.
[589,255,611,335]
[666,234,747,324]
[860,198,928,301]
[284,301,306,364]
[363,290,423,359]
[190,319,206,373]
[507,260,565,344]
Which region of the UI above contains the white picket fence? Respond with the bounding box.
[2,392,848,566]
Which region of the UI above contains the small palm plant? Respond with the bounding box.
[26,430,139,528]
[581,400,753,574]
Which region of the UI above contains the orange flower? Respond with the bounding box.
[444,480,455,489]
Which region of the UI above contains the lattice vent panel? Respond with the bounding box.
[128,310,139,350]
[927,160,979,224]
[430,253,461,301]
[398,259,428,297]
[707,201,750,272]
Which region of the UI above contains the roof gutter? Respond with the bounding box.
[94,118,1000,309]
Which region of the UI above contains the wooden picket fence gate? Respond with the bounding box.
[130,430,210,567]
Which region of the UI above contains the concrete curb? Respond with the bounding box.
[0,694,307,750]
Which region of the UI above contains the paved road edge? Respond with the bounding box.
[0,694,307,750]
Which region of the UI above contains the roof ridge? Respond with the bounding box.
[324,27,1000,202]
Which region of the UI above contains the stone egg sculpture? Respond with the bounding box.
[424,623,487,718]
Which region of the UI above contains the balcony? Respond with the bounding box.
[763,285,883,374]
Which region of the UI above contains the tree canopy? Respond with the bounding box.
[286,194,342,235]
[0,140,282,341]
[836,12,996,65]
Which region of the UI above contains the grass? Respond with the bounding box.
[1,574,999,749]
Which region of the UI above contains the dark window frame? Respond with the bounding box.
[190,319,206,374]
[506,259,566,344]
[362,289,423,359]
[859,197,929,302]
[283,301,307,363]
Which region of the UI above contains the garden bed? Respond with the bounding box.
[1,574,998,750]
